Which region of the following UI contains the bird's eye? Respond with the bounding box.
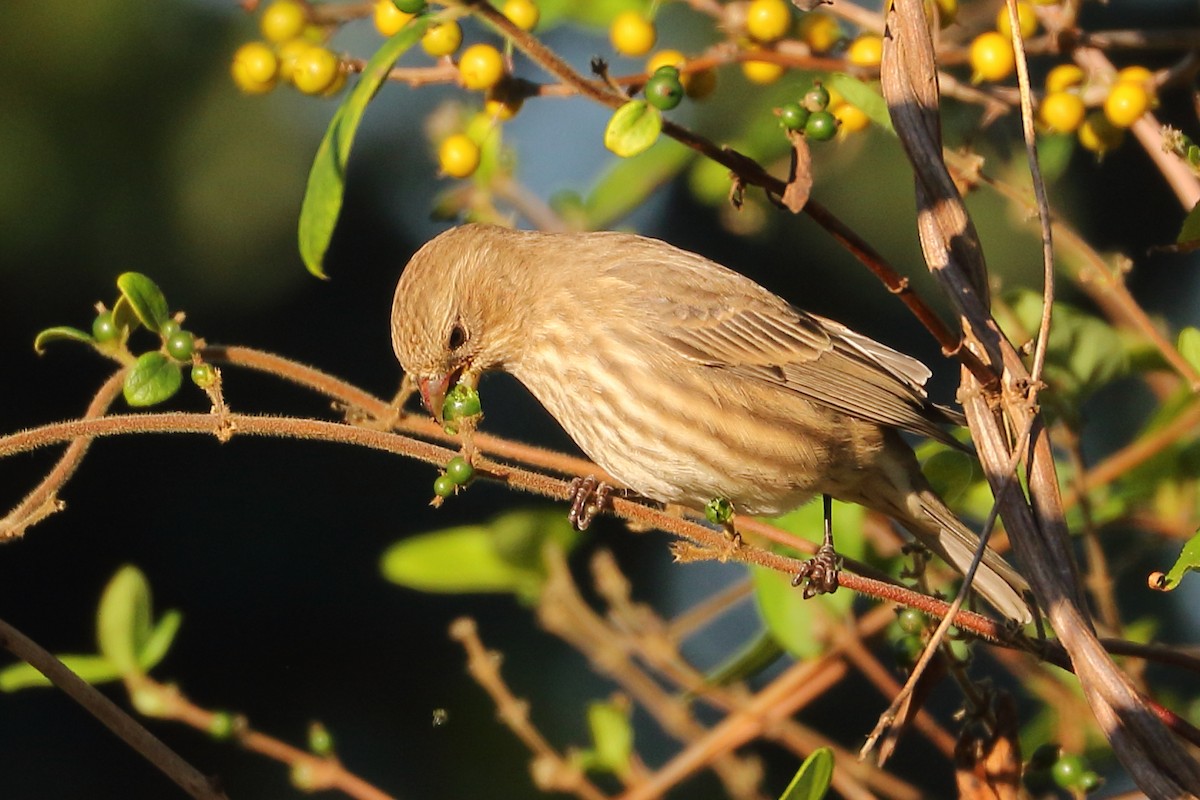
[447,322,468,351]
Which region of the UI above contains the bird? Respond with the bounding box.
[390,223,1031,623]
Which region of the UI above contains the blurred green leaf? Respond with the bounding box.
[1178,327,1200,374]
[33,326,93,354]
[137,610,182,672]
[0,655,123,692]
[1153,530,1200,591]
[778,747,834,800]
[381,523,545,600]
[922,449,979,506]
[753,501,862,660]
[585,138,692,228]
[111,295,140,336]
[1177,199,1200,246]
[298,16,432,278]
[116,273,170,332]
[123,352,182,407]
[488,510,579,571]
[604,100,662,158]
[825,74,893,134]
[703,627,785,686]
[1035,132,1076,184]
[586,700,633,777]
[97,566,153,677]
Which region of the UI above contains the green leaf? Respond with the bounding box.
[298,16,433,278]
[922,449,978,506]
[703,628,785,686]
[96,566,153,677]
[825,74,893,134]
[123,352,182,407]
[1034,132,1076,184]
[137,610,182,671]
[1177,199,1200,246]
[33,326,94,354]
[487,510,579,572]
[1152,530,1200,591]
[604,100,662,158]
[586,701,633,777]
[0,655,123,692]
[381,523,546,600]
[116,273,170,332]
[778,747,835,800]
[1178,327,1200,374]
[753,501,863,660]
[584,138,692,228]
[111,295,140,336]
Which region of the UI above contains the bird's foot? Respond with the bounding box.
[792,542,841,598]
[568,476,612,531]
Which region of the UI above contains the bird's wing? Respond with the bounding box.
[603,243,960,443]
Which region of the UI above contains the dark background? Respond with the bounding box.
[2,1,1198,797]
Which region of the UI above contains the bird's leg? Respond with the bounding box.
[792,494,841,598]
[568,476,612,531]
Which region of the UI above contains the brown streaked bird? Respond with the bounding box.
[391,224,1031,623]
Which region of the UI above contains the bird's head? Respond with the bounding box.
[390,224,544,422]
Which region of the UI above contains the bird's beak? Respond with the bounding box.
[418,374,451,424]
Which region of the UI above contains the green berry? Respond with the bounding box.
[1051,754,1086,790]
[446,456,474,484]
[433,474,457,498]
[393,0,426,12]
[442,383,483,422]
[191,362,216,389]
[160,319,181,338]
[704,497,734,525]
[778,101,810,131]
[645,72,684,110]
[1078,771,1102,793]
[166,330,195,361]
[803,82,831,112]
[92,311,118,343]
[896,607,926,635]
[804,110,838,141]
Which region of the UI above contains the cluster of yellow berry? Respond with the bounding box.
[231,0,346,96]
[1039,64,1155,154]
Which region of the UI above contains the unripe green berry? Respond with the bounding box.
[191,362,216,389]
[1051,754,1086,790]
[645,71,684,110]
[896,607,926,635]
[433,474,457,498]
[446,456,474,484]
[803,83,831,112]
[166,330,195,361]
[778,101,810,131]
[704,497,734,525]
[442,383,482,422]
[93,311,119,343]
[160,319,181,338]
[804,110,838,141]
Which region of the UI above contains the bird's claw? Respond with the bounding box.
[792,542,841,599]
[568,476,611,531]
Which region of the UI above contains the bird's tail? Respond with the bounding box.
[870,437,1033,624]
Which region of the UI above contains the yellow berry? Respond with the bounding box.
[969,31,1014,83]
[1078,110,1124,155]
[846,34,883,68]
[796,11,841,52]
[646,49,685,74]
[231,41,279,94]
[1116,65,1153,87]
[610,11,656,57]
[996,1,1038,40]
[1103,80,1150,128]
[260,0,308,44]
[1038,91,1085,133]
[742,56,784,84]
[292,45,340,94]
[422,21,463,57]
[502,0,540,31]
[745,0,791,44]
[1045,63,1084,93]
[438,134,481,178]
[458,43,505,90]
[485,81,524,120]
[832,102,869,135]
[374,0,414,36]
[930,0,958,26]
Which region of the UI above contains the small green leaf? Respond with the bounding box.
[922,449,978,505]
[381,524,545,599]
[1034,132,1076,184]
[825,74,893,134]
[488,510,579,572]
[97,566,153,677]
[703,628,785,686]
[1152,530,1200,591]
[116,273,170,332]
[604,100,662,158]
[584,138,692,228]
[0,655,123,692]
[123,352,183,407]
[111,295,140,336]
[1178,327,1200,374]
[298,16,434,278]
[33,326,94,354]
[778,747,834,800]
[586,701,633,777]
[1177,199,1200,246]
[137,610,182,671]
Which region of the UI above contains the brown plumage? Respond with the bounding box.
[391,224,1030,622]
